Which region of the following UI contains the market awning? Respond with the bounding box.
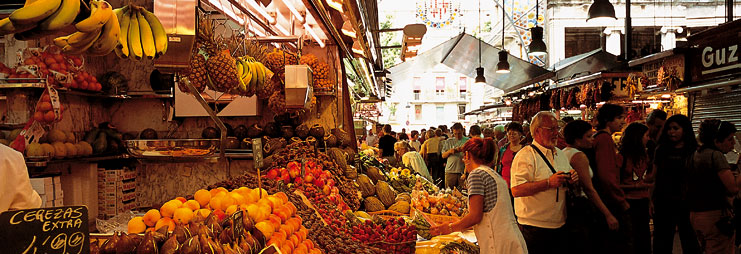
[462,103,510,115]
[439,33,554,93]
[551,49,624,84]
[388,33,553,93]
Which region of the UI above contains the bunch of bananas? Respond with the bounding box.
[52,0,119,55]
[113,5,167,60]
[235,56,273,97]
[0,0,82,39]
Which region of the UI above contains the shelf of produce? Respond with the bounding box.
[0,83,174,99]
[313,89,335,96]
[0,83,46,89]
[25,154,132,167]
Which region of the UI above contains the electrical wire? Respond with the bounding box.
[479,0,482,68]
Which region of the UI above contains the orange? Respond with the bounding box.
[167,199,184,207]
[43,111,56,123]
[193,189,211,207]
[267,196,283,209]
[220,195,236,209]
[33,111,44,122]
[154,217,175,232]
[209,196,224,211]
[183,200,200,211]
[267,214,282,231]
[274,192,289,205]
[160,201,180,218]
[252,188,268,200]
[289,234,300,249]
[235,187,251,197]
[194,208,211,218]
[230,192,246,205]
[175,197,187,203]
[255,221,274,240]
[225,205,239,216]
[173,207,194,224]
[127,217,146,234]
[37,102,53,111]
[245,190,260,204]
[246,204,268,222]
[258,198,274,211]
[142,209,161,227]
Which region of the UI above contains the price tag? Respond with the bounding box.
[21,121,46,146]
[252,138,263,169]
[0,206,89,254]
[46,85,62,121]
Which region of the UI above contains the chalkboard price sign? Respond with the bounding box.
[0,206,89,254]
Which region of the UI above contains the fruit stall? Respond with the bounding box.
[0,0,480,253]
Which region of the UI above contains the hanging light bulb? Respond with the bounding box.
[475,67,486,84]
[496,51,510,73]
[474,0,485,84]
[587,0,617,23]
[528,26,547,57]
[497,0,510,73]
[527,0,547,57]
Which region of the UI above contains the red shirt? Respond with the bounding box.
[501,147,516,188]
[593,132,629,210]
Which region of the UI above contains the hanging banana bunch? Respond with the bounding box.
[52,0,121,55]
[234,56,273,97]
[0,0,80,39]
[112,4,167,60]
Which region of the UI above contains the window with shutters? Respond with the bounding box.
[459,77,467,100]
[436,77,445,97]
[413,77,421,100]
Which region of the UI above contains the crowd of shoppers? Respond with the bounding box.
[360,104,740,253]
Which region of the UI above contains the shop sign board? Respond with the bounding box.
[688,21,741,82]
[0,206,89,254]
[642,54,685,88]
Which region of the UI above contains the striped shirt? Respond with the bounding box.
[467,167,498,212]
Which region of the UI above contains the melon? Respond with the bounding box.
[376,181,396,208]
[64,143,78,157]
[356,175,375,198]
[364,197,384,212]
[40,143,55,157]
[26,143,43,157]
[51,142,67,159]
[48,130,67,143]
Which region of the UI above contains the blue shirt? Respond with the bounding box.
[443,136,470,174]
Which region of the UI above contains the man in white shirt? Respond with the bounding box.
[0,144,42,212]
[510,112,577,254]
[366,128,379,147]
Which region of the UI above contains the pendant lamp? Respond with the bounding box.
[587,0,617,23]
[527,0,547,57]
[496,51,510,73]
[475,0,486,84]
[497,0,510,74]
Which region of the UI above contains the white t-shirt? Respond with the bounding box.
[510,141,572,229]
[0,144,42,212]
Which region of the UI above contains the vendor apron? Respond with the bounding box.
[473,167,528,254]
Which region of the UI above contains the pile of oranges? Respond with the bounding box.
[32,93,64,124]
[128,187,322,254]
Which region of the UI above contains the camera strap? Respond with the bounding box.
[530,144,560,202]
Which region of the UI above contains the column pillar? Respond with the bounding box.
[604,27,623,56]
[660,26,682,51]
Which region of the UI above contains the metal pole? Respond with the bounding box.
[625,0,632,60]
[727,0,734,23]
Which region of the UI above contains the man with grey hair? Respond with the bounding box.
[494,125,508,148]
[510,111,578,254]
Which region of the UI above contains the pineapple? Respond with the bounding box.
[179,52,208,93]
[206,49,239,93]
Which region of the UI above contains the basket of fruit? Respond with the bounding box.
[411,208,461,226]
